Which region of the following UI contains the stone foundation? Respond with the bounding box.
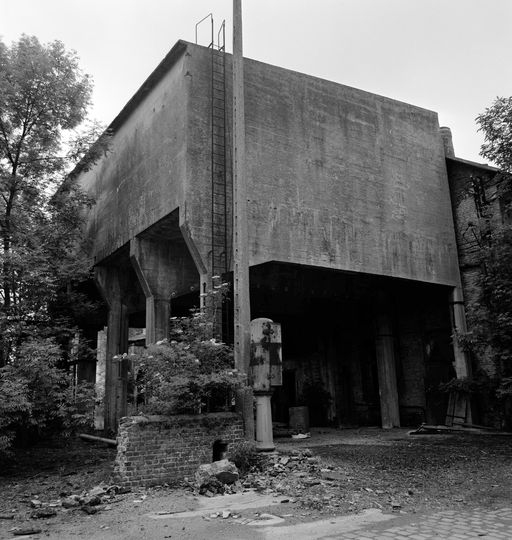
[113,413,245,487]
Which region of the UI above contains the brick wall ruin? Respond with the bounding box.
[113,413,244,487]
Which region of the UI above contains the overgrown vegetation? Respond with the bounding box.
[0,338,94,456]
[228,440,262,474]
[446,97,512,428]
[0,35,106,456]
[127,306,246,416]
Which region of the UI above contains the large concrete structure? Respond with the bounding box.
[78,40,476,431]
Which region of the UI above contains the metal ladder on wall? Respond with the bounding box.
[196,17,231,341]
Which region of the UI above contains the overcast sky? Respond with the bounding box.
[2,0,511,164]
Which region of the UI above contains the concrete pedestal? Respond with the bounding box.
[254,392,274,451]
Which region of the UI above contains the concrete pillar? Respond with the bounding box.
[447,287,472,425]
[235,386,255,441]
[94,267,129,433]
[145,296,171,344]
[94,327,107,431]
[375,310,401,429]
[440,126,455,158]
[233,0,251,374]
[130,238,195,345]
[254,393,274,451]
[450,287,471,378]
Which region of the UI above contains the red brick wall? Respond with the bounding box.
[113,413,244,487]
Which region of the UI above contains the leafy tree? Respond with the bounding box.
[477,97,512,173]
[455,97,512,428]
[0,35,107,453]
[0,35,107,365]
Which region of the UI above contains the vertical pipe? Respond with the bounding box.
[233,0,251,374]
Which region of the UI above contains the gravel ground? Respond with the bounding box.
[1,428,511,538]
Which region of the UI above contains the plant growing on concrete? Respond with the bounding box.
[129,306,246,415]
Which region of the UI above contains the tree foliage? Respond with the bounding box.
[128,309,245,416]
[0,35,106,453]
[0,35,107,361]
[0,338,94,457]
[477,96,512,173]
[459,97,512,427]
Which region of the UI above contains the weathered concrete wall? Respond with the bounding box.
[78,43,189,264]
[113,413,244,487]
[79,40,461,288]
[184,42,460,286]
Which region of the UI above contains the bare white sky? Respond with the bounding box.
[2,0,511,163]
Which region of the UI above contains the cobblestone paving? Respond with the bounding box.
[340,508,512,539]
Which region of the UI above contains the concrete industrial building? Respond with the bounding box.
[76,40,496,432]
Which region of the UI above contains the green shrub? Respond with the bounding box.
[0,337,94,457]
[229,440,262,474]
[129,309,247,415]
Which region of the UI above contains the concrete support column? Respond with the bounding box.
[235,386,255,441]
[145,296,171,344]
[94,267,129,433]
[254,393,274,451]
[130,238,180,346]
[375,309,401,429]
[94,328,107,431]
[447,286,472,425]
[450,287,471,378]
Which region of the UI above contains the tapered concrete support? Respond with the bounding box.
[130,237,197,345]
[375,311,401,429]
[254,392,274,451]
[447,287,472,425]
[94,267,130,433]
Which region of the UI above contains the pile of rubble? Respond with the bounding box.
[241,449,342,512]
[194,459,244,496]
[192,449,352,514]
[26,483,131,519]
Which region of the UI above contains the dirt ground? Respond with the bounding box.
[1,428,511,539]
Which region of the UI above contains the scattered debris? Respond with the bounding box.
[409,423,512,436]
[79,433,117,447]
[195,459,239,487]
[81,505,99,515]
[62,496,80,508]
[194,459,242,495]
[11,527,42,536]
[31,507,57,519]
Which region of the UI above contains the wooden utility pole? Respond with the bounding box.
[233,0,251,374]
